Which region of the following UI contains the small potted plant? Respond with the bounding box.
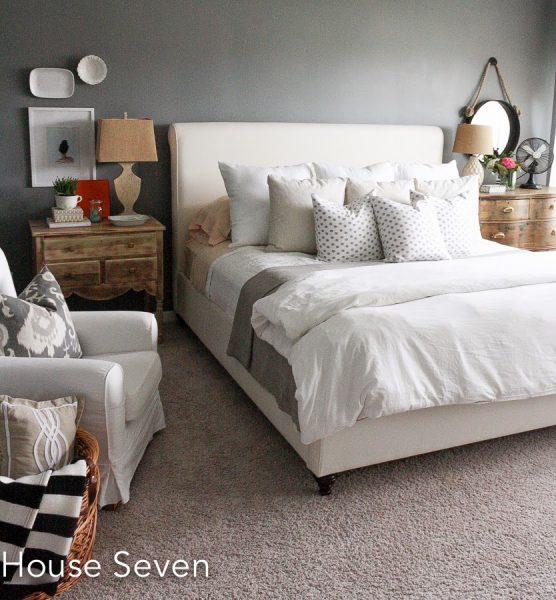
[481,152,521,190]
[53,177,82,209]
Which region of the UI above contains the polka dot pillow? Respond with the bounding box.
[312,194,383,262]
[371,195,450,263]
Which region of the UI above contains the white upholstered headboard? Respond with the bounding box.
[168,122,444,303]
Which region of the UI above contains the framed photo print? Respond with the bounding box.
[28,107,96,187]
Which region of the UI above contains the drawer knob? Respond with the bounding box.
[502,206,514,214]
[552,230,556,237]
[127,242,135,248]
[66,273,74,279]
[550,205,554,210]
[493,232,506,240]
[129,267,137,274]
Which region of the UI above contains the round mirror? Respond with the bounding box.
[467,100,520,154]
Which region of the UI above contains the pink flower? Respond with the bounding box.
[500,157,517,170]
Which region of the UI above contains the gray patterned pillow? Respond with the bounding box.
[411,190,477,258]
[0,267,82,358]
[312,194,383,262]
[372,195,450,263]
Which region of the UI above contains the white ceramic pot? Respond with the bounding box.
[55,195,82,209]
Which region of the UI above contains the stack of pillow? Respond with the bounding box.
[191,159,482,264]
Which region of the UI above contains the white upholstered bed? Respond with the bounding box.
[169,122,556,494]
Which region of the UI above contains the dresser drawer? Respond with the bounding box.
[527,221,556,250]
[43,233,157,261]
[480,222,530,247]
[529,198,556,220]
[105,257,157,284]
[48,261,101,287]
[479,199,529,222]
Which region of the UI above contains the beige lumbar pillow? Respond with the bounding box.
[0,395,84,479]
[267,176,346,253]
[346,178,415,205]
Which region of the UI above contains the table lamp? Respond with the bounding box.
[452,124,493,185]
[96,113,158,215]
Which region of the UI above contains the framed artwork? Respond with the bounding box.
[76,179,110,218]
[28,107,96,187]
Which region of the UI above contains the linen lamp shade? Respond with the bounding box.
[96,116,158,215]
[452,124,493,185]
[452,124,493,155]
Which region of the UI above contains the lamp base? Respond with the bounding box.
[114,162,141,215]
[462,155,485,186]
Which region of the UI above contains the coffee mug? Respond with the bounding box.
[55,195,82,209]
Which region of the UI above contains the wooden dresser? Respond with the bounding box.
[479,187,556,251]
[29,218,165,336]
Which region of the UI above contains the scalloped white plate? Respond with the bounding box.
[29,68,75,98]
[77,55,107,85]
[109,214,149,227]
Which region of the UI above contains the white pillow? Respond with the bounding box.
[372,195,450,263]
[397,160,459,180]
[312,194,383,262]
[413,175,482,257]
[267,177,346,254]
[312,161,397,181]
[346,178,415,204]
[219,162,314,247]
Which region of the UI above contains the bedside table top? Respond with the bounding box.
[29,217,165,237]
[480,186,556,201]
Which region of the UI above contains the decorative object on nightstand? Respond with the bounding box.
[29,217,165,336]
[96,113,158,216]
[452,123,493,185]
[479,187,556,251]
[516,138,554,189]
[481,152,521,191]
[76,179,111,220]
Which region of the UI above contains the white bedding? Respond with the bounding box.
[206,246,322,318]
[252,244,556,444]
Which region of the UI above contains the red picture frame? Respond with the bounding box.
[76,180,111,219]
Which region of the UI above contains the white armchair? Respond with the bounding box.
[0,249,165,507]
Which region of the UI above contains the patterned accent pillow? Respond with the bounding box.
[372,195,450,263]
[0,266,82,358]
[312,194,383,262]
[411,190,477,258]
[0,395,84,479]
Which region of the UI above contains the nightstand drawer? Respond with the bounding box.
[105,257,157,284]
[530,198,556,220]
[48,261,101,286]
[479,199,529,222]
[480,222,529,247]
[528,221,556,249]
[43,233,157,261]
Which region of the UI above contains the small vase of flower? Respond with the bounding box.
[481,152,521,191]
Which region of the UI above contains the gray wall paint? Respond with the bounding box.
[1,0,554,308]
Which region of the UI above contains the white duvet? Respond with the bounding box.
[252,247,556,444]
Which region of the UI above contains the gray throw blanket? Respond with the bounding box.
[227,263,358,425]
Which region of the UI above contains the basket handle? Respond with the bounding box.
[84,457,100,505]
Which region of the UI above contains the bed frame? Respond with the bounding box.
[169,122,556,495]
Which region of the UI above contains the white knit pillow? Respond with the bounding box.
[372,195,450,263]
[312,194,383,262]
[346,179,415,204]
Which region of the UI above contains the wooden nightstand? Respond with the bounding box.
[479,187,556,251]
[29,218,165,338]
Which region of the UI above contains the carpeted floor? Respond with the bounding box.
[71,321,556,599]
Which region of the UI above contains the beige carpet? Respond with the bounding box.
[71,321,556,599]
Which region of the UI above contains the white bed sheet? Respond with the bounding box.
[206,246,323,318]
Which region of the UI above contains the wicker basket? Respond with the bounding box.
[25,429,100,600]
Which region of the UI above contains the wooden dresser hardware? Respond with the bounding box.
[480,187,556,251]
[127,242,135,248]
[129,267,136,273]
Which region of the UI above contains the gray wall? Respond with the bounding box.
[1,0,555,308]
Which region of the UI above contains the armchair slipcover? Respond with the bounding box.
[0,249,165,506]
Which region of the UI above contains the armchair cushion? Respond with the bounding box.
[0,267,82,358]
[72,311,158,356]
[89,351,162,422]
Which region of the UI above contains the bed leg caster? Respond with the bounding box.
[314,474,336,496]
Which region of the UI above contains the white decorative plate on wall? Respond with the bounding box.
[77,55,108,85]
[29,68,75,98]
